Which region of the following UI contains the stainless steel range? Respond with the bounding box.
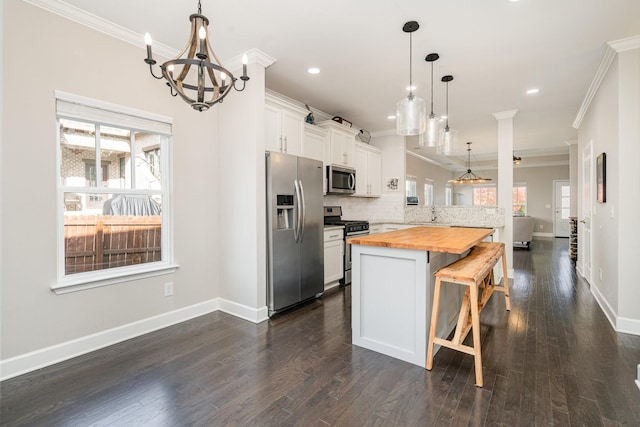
[323,206,369,285]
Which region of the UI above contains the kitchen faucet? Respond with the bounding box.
[431,206,438,222]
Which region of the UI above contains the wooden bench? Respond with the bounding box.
[426,242,510,387]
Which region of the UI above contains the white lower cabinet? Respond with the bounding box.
[324,228,344,289]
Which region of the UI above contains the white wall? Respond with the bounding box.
[1,0,219,361]
[405,153,454,205]
[577,43,640,334]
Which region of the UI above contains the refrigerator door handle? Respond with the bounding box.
[294,179,302,243]
[299,179,306,243]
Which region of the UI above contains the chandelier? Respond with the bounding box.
[143,0,249,112]
[449,142,492,184]
[418,53,443,147]
[513,154,522,164]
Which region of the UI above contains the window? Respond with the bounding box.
[424,179,434,206]
[406,176,417,198]
[473,185,497,206]
[55,91,175,291]
[513,184,527,216]
[445,185,452,206]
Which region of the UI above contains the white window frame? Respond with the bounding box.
[513,182,528,216]
[424,178,434,206]
[54,91,178,294]
[473,184,497,207]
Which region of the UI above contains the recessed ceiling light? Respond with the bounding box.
[387,115,396,120]
[527,88,539,94]
[406,85,417,91]
[307,67,320,74]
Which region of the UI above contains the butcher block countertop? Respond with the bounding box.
[347,226,494,254]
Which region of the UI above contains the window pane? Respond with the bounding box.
[134,132,163,190]
[562,186,570,197]
[561,208,570,219]
[60,119,96,188]
[64,193,162,275]
[100,125,131,190]
[406,177,417,197]
[474,187,496,206]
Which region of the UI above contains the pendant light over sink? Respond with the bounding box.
[396,21,426,136]
[143,0,249,112]
[418,53,443,147]
[449,142,492,184]
[437,75,458,155]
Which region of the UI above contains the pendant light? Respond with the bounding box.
[437,75,458,155]
[418,53,443,147]
[396,21,426,136]
[449,142,492,184]
[513,153,522,164]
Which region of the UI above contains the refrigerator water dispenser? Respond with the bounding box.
[276,194,294,230]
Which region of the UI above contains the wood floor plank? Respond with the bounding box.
[2,238,640,426]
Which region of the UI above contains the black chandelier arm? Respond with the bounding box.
[146,62,164,80]
[232,76,250,92]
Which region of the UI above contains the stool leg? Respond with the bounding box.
[501,246,511,311]
[469,283,483,387]
[426,277,443,370]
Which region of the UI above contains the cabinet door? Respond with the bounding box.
[324,240,344,285]
[353,147,368,196]
[303,129,325,162]
[367,150,382,196]
[342,134,355,167]
[265,104,282,152]
[330,131,346,165]
[281,109,303,156]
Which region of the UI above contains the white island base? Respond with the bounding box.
[351,245,463,368]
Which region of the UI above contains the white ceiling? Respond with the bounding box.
[58,0,640,167]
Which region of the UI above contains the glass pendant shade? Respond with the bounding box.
[397,95,427,136]
[422,113,443,147]
[437,127,458,155]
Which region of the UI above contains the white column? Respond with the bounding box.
[492,109,518,278]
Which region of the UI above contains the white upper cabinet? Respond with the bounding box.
[265,96,306,156]
[354,142,382,197]
[317,120,358,167]
[302,123,327,163]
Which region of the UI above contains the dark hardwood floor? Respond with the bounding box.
[2,238,640,426]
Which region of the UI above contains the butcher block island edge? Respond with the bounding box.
[348,226,495,368]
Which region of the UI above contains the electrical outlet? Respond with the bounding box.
[164,282,174,297]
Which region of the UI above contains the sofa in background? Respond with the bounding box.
[513,216,535,248]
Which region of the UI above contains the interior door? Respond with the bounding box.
[554,180,570,237]
[580,142,593,283]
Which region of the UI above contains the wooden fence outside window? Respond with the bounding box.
[64,215,161,275]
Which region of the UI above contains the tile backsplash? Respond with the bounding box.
[324,196,505,228]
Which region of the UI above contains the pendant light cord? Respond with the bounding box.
[198,0,202,14]
[430,61,434,114]
[445,81,449,130]
[409,33,413,97]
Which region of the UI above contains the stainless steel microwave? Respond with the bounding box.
[327,165,356,195]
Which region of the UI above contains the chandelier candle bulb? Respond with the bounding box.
[198,26,206,59]
[144,33,153,62]
[242,54,248,78]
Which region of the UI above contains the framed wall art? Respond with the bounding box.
[597,152,606,203]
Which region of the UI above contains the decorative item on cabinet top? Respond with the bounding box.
[356,129,371,144]
[332,116,352,128]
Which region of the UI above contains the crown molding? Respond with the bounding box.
[573,35,640,129]
[608,35,640,53]
[225,49,276,71]
[492,109,519,120]
[24,0,179,59]
[371,128,399,137]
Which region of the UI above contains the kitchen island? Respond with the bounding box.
[347,226,494,368]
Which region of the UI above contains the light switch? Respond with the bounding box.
[545,204,551,209]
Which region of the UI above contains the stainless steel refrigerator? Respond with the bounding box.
[266,152,324,316]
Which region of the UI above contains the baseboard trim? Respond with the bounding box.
[218,298,269,324]
[617,316,640,336]
[0,299,221,381]
[590,284,640,336]
[590,283,618,331]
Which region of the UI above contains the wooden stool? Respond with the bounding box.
[426,242,510,387]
